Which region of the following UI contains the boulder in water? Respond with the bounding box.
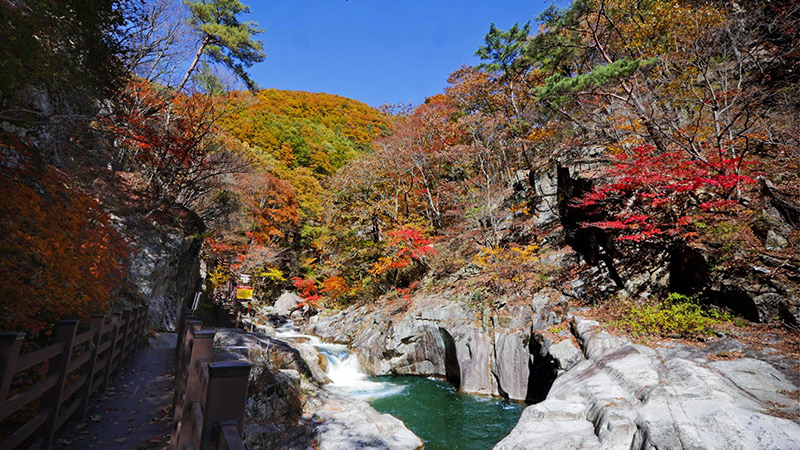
[274,291,302,316]
[311,397,423,450]
[295,343,331,385]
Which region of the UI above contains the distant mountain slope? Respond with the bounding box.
[221,89,391,176]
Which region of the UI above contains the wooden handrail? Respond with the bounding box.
[66,351,92,375]
[13,343,63,374]
[73,329,95,347]
[1,374,58,422]
[169,309,251,450]
[218,421,246,450]
[0,306,149,450]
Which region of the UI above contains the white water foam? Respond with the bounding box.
[276,321,404,401]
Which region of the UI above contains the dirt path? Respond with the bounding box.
[54,335,176,450]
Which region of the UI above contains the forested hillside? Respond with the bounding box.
[2,0,798,339]
[2,0,800,448]
[265,0,800,338]
[200,89,390,308]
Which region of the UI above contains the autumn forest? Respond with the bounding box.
[3,0,800,448]
[2,0,799,343]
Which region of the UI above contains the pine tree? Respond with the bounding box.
[177,0,265,92]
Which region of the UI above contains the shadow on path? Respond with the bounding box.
[54,334,176,450]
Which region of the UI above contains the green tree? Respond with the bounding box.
[475,22,532,79]
[177,0,265,92]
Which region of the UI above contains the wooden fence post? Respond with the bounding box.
[119,309,132,365]
[135,306,146,346]
[174,329,215,449]
[137,307,146,344]
[40,320,79,449]
[201,361,251,450]
[130,307,140,350]
[77,314,104,418]
[173,320,202,414]
[176,310,195,360]
[0,332,25,407]
[104,312,121,390]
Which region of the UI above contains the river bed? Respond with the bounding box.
[276,323,524,449]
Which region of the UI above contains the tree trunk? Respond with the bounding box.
[176,35,210,93]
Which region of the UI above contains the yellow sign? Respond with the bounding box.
[236,286,254,300]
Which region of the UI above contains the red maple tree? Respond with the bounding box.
[575,144,755,242]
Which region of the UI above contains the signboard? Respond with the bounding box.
[236,285,254,300]
[240,274,251,284]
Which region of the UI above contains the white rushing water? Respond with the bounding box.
[275,322,404,401]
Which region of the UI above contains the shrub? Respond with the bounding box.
[472,243,540,294]
[615,293,731,339]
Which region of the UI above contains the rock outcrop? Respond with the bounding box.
[117,211,203,331]
[530,146,800,326]
[273,291,303,316]
[495,318,800,449]
[307,291,569,402]
[212,327,422,450]
[309,396,423,450]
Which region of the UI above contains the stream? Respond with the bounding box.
[276,323,524,449]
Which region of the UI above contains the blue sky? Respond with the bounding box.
[245,1,552,107]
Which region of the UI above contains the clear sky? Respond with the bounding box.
[245,1,551,108]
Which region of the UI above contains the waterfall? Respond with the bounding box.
[275,322,404,400]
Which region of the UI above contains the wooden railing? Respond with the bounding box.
[170,309,250,450]
[0,306,148,450]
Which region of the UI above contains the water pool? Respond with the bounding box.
[368,376,524,450]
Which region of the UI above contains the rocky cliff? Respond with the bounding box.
[307,291,568,403]
[546,148,800,325]
[86,169,207,332]
[117,210,203,331]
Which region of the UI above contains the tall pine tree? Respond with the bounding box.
[177,0,265,92]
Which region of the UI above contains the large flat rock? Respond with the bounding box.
[310,396,423,450]
[495,319,800,449]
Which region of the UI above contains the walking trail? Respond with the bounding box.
[53,334,177,450]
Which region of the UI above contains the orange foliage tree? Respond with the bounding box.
[290,276,321,308]
[320,275,348,301]
[575,144,756,243]
[371,225,437,276]
[104,80,245,212]
[237,172,299,244]
[0,152,128,334]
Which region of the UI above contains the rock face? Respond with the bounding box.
[117,212,203,332]
[495,318,800,450]
[544,146,800,326]
[547,339,582,373]
[295,343,331,385]
[307,292,569,402]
